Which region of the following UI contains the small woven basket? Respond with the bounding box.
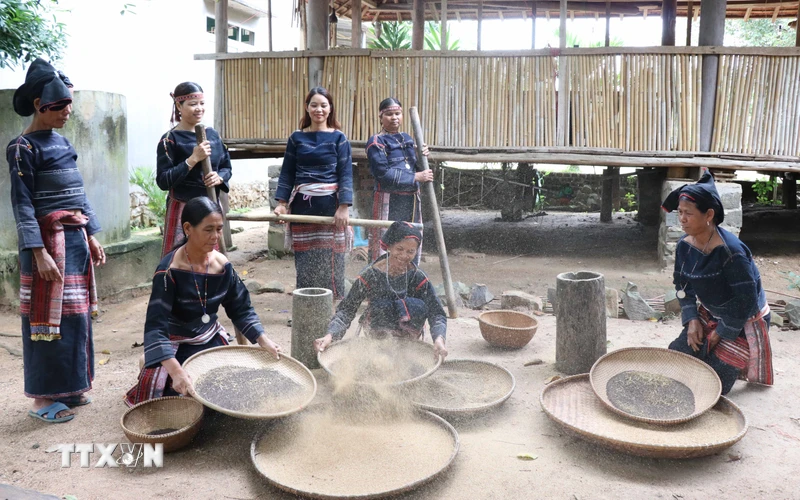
[589,347,722,425]
[120,396,204,453]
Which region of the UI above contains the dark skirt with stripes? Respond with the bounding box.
[19,227,94,399]
[289,193,350,299]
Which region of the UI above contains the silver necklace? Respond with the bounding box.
[383,256,409,299]
[381,129,412,171]
[677,228,716,299]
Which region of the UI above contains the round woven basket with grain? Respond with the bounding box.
[477,310,539,349]
[121,396,204,453]
[183,345,317,419]
[540,374,747,459]
[410,359,515,417]
[318,337,441,388]
[589,347,722,425]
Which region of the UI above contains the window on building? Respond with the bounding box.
[207,17,215,34]
[228,25,239,41]
[241,29,255,45]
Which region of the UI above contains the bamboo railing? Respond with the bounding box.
[207,47,800,159]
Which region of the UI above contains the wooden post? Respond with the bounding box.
[307,0,329,89]
[531,1,537,49]
[441,0,448,50]
[352,0,362,48]
[555,271,607,375]
[699,0,727,153]
[601,167,613,222]
[605,1,611,47]
[267,0,273,51]
[662,0,677,46]
[412,0,425,50]
[686,0,693,46]
[214,0,235,256]
[784,173,798,209]
[409,107,458,319]
[796,10,800,47]
[611,167,621,210]
[477,0,483,51]
[557,0,568,146]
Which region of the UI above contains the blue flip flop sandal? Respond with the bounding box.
[28,402,74,423]
[56,395,92,407]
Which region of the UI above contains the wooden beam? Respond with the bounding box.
[557,0,568,146]
[605,0,611,47]
[601,167,613,222]
[412,0,424,50]
[267,0,273,51]
[698,0,727,152]
[662,0,677,46]
[686,0,693,45]
[352,0,362,48]
[744,6,753,21]
[478,0,483,50]
[784,173,798,209]
[195,46,800,61]
[441,0,448,50]
[532,1,537,49]
[772,6,780,22]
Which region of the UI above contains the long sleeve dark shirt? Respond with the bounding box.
[673,227,767,340]
[275,130,353,205]
[156,127,231,202]
[366,132,420,193]
[7,131,101,251]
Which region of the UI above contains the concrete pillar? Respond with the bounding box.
[214,0,228,135]
[412,0,425,50]
[441,0,448,50]
[605,1,611,47]
[351,0,362,48]
[531,1,536,49]
[698,0,726,152]
[662,0,677,46]
[307,0,329,89]
[637,168,666,227]
[292,288,333,369]
[478,0,483,50]
[659,178,742,269]
[783,173,798,209]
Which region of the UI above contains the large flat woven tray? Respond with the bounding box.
[590,347,722,425]
[317,337,441,387]
[251,409,459,499]
[540,374,747,459]
[183,345,316,419]
[410,359,515,416]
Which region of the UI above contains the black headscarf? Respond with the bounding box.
[13,58,73,117]
[380,221,422,250]
[661,171,725,225]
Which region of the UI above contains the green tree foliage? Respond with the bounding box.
[367,21,460,50]
[129,166,166,227]
[424,22,460,50]
[0,0,66,69]
[724,19,796,47]
[367,22,411,50]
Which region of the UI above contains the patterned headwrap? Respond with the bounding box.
[380,221,422,251]
[661,171,725,225]
[13,58,73,116]
[172,92,204,103]
[380,104,401,116]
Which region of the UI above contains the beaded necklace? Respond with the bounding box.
[185,246,211,323]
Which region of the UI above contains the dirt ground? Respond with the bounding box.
[1,208,799,500]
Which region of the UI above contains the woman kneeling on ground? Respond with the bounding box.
[662,172,772,395]
[125,197,281,405]
[313,221,448,360]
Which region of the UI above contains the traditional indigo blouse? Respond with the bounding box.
[7,131,101,251]
[366,132,419,194]
[143,251,264,367]
[328,257,447,342]
[275,130,353,204]
[156,128,231,202]
[673,227,767,340]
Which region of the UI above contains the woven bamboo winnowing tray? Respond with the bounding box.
[540,374,747,459]
[183,345,317,419]
[590,347,722,425]
[410,359,515,416]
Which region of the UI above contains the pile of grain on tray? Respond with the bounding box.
[194,366,307,414]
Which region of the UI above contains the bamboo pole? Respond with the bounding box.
[226,212,421,229]
[409,107,458,319]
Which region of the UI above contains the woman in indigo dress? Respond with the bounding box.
[273,87,353,298]
[126,197,281,405]
[156,82,231,256]
[313,222,448,360]
[8,59,106,423]
[662,172,772,394]
[365,97,431,264]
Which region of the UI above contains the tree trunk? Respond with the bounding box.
[556,271,607,375]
